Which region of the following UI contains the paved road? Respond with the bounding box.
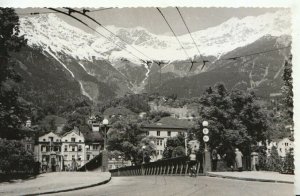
[49,176,293,196]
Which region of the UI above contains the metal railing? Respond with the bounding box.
[109,156,204,176]
[77,152,102,171]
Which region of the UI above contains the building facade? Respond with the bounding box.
[34,132,63,172]
[142,117,193,161]
[35,128,102,172]
[266,137,294,157]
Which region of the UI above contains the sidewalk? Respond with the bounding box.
[207,171,294,184]
[0,172,111,196]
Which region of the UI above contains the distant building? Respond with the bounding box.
[88,115,100,132]
[35,132,63,172]
[142,117,194,161]
[266,137,294,157]
[25,119,32,128]
[34,127,103,172]
[108,158,132,170]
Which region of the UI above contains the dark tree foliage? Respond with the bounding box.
[107,118,155,165]
[282,55,293,120]
[163,133,186,159]
[0,8,28,131]
[266,146,282,172]
[98,94,150,114]
[0,138,35,173]
[281,148,294,174]
[193,83,268,156]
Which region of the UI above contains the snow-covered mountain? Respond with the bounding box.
[17,9,291,101]
[19,9,291,63]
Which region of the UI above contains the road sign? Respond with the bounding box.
[203,128,209,135]
[188,140,200,151]
[203,135,209,142]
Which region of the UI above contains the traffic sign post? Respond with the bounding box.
[202,121,211,174]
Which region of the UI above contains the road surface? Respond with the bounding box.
[49,176,293,196]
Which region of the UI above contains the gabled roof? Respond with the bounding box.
[78,125,103,142]
[142,117,194,130]
[103,106,136,117]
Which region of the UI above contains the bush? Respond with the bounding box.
[265,146,282,172]
[0,138,35,174]
[281,149,294,174]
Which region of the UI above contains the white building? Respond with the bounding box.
[142,117,193,161]
[266,137,294,157]
[61,129,86,168]
[35,127,102,172]
[34,132,63,172]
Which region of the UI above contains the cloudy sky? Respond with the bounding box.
[16,7,286,35]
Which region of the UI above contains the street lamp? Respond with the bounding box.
[85,145,89,172]
[202,120,211,174]
[102,118,109,150]
[102,118,109,172]
[142,145,146,164]
[142,145,146,175]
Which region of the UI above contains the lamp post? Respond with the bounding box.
[142,145,146,175]
[202,120,211,174]
[102,118,109,172]
[85,145,89,172]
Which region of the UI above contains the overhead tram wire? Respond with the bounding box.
[218,45,291,61]
[156,7,192,62]
[176,7,207,71]
[64,8,155,63]
[47,8,143,63]
[176,7,201,57]
[16,8,112,16]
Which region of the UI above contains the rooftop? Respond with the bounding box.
[143,117,194,129]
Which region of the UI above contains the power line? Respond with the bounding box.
[176,7,202,58]
[156,7,191,61]
[16,7,112,16]
[47,8,143,63]
[219,45,291,61]
[64,7,155,63]
[88,8,113,13]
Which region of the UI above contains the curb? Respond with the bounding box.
[207,173,293,184]
[24,176,112,195]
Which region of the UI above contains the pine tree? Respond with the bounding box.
[0,8,28,132]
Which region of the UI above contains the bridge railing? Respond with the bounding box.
[109,156,203,177]
[77,152,102,171]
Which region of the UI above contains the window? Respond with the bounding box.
[87,154,90,160]
[78,145,82,151]
[43,139,46,142]
[41,145,46,152]
[160,140,163,146]
[146,131,149,136]
[156,150,160,155]
[64,145,67,152]
[72,155,75,160]
[156,140,160,146]
[71,146,75,152]
[49,137,53,142]
[157,131,160,136]
[167,131,171,137]
[93,144,98,150]
[78,155,82,161]
[64,155,68,160]
[79,140,82,143]
[71,138,75,142]
[65,139,68,142]
[56,139,59,142]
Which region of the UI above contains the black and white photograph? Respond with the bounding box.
[0,1,299,195]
